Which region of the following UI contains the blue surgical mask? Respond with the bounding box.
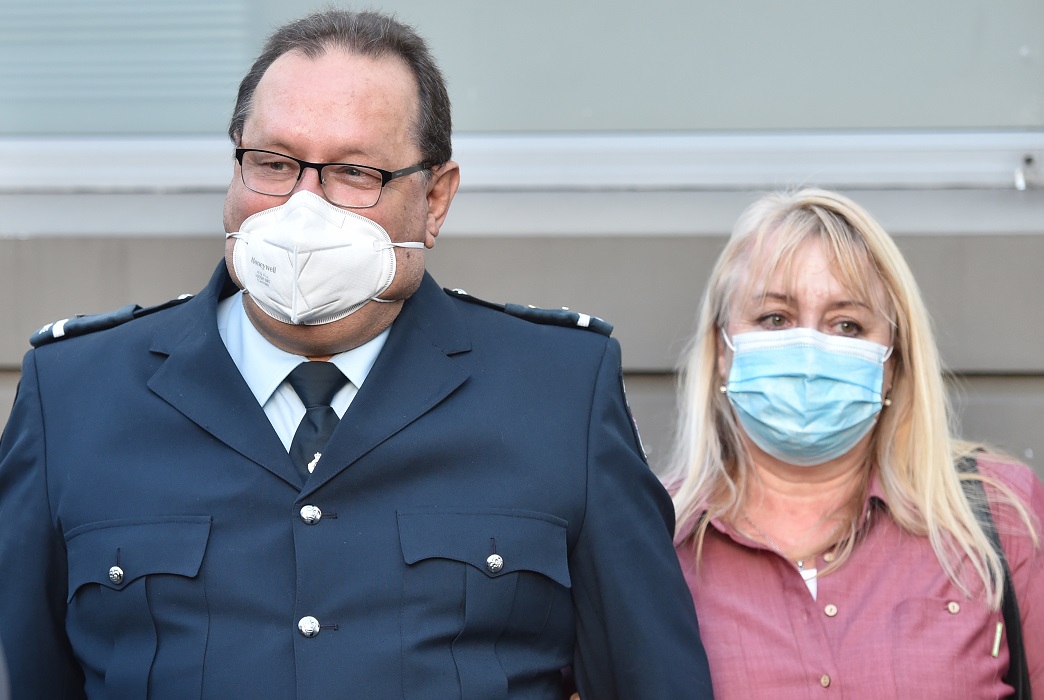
[723,327,892,467]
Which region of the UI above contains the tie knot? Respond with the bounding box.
[286,362,348,408]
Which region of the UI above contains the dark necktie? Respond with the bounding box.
[286,361,348,479]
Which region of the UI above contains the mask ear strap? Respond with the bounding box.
[721,328,736,352]
[882,319,898,362]
[370,241,427,303]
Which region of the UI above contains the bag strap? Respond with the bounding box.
[957,455,1031,699]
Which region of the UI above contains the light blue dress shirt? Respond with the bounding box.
[216,291,388,450]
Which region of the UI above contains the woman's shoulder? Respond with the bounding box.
[975,452,1044,505]
[972,453,1044,544]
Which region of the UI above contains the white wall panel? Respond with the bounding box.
[0,0,250,134]
[1,0,1042,135]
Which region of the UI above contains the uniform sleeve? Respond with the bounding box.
[569,338,714,699]
[0,352,86,698]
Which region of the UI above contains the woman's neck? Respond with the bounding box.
[738,441,870,563]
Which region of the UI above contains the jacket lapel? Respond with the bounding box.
[147,263,301,488]
[304,273,471,495]
[145,265,471,493]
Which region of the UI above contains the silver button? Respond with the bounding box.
[298,616,321,638]
[299,505,322,525]
[486,554,504,574]
[108,566,124,585]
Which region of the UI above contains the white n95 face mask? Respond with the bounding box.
[227,190,425,325]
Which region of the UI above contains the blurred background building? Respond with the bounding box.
[1,0,1043,476]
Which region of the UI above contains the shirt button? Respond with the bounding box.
[824,604,838,617]
[822,551,836,563]
[820,674,831,688]
[299,505,322,525]
[108,566,124,585]
[486,554,504,573]
[298,616,321,638]
[947,601,961,614]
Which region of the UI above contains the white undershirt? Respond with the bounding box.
[800,565,819,599]
[216,291,388,450]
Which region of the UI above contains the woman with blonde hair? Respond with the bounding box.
[669,188,1042,698]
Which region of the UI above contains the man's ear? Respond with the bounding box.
[423,160,460,249]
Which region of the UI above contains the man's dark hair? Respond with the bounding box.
[228,10,452,165]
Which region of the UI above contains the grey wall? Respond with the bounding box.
[2,189,1042,478]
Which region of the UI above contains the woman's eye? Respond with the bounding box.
[759,313,787,329]
[837,320,862,336]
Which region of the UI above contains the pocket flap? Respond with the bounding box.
[397,509,570,588]
[65,516,212,601]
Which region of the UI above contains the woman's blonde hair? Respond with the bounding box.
[668,188,1033,608]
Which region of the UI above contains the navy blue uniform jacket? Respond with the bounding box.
[0,263,712,699]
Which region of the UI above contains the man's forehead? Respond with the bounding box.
[255,48,417,112]
[245,47,421,153]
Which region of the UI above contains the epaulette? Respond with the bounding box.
[29,294,194,348]
[444,288,613,337]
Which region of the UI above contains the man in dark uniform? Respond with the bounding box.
[0,10,712,698]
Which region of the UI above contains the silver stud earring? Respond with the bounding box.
[883,392,892,407]
[719,383,728,394]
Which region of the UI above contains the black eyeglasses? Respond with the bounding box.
[234,148,436,209]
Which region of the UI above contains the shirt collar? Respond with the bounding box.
[218,291,389,406]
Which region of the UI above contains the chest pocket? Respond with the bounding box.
[890,595,1008,698]
[397,509,571,700]
[65,516,212,700]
